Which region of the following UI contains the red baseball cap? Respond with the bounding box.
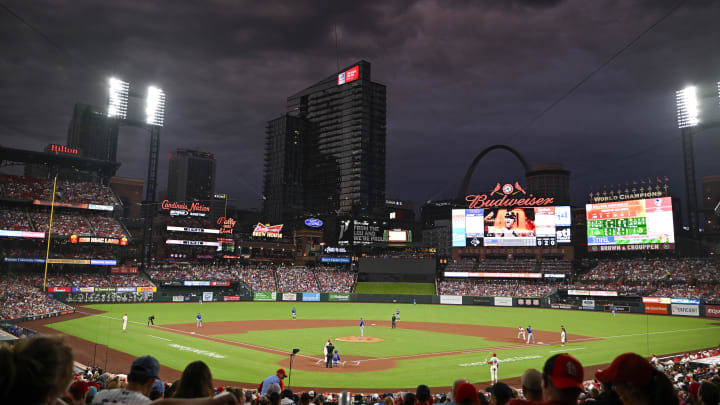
[454,382,478,404]
[543,354,584,390]
[69,381,90,400]
[595,353,653,386]
[277,368,287,378]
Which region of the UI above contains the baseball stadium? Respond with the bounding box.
[2,33,720,405]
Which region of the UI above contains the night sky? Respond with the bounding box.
[1,0,719,218]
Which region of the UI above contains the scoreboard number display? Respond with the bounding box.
[586,197,674,249]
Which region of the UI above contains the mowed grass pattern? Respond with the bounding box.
[46,302,720,389]
[354,282,436,294]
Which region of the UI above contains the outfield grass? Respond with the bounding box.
[354,282,436,294]
[47,302,720,389]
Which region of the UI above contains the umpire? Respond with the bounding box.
[326,341,335,368]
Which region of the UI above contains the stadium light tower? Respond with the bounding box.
[107,78,129,119]
[676,85,701,240]
[146,86,166,127]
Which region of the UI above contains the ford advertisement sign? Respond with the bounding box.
[305,218,323,228]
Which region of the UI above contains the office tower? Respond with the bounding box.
[67,103,119,161]
[166,149,216,203]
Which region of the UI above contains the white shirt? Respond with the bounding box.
[91,388,150,404]
[489,357,499,368]
[122,315,128,324]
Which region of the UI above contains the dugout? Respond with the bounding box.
[357,258,436,283]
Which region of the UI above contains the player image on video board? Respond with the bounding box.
[484,208,536,238]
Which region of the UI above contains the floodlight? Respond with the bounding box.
[146,86,166,127]
[107,77,129,119]
[676,86,699,129]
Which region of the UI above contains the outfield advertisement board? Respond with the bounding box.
[302,293,320,302]
[203,292,214,302]
[582,300,595,310]
[440,295,463,305]
[494,297,513,307]
[568,290,618,297]
[282,293,297,301]
[329,293,350,302]
[253,292,276,301]
[223,296,241,301]
[645,303,668,314]
[173,296,184,302]
[672,304,699,317]
[705,305,720,318]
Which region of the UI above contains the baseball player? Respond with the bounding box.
[196,313,202,328]
[332,350,341,367]
[560,325,567,346]
[517,326,526,341]
[526,325,535,344]
[292,307,296,320]
[147,315,155,326]
[391,314,397,329]
[324,339,331,358]
[396,308,400,320]
[360,317,365,337]
[611,305,616,317]
[122,313,128,332]
[487,353,499,385]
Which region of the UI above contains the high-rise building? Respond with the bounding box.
[263,115,308,223]
[166,149,216,203]
[264,60,386,222]
[67,103,119,162]
[526,163,571,206]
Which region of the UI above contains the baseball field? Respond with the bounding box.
[28,302,720,391]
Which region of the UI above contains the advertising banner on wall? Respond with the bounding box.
[494,297,513,307]
[440,295,463,305]
[302,293,321,302]
[471,296,494,306]
[705,305,720,318]
[137,287,157,292]
[116,287,136,293]
[671,304,699,317]
[644,303,668,314]
[329,293,351,302]
[94,287,115,293]
[110,266,138,274]
[173,295,185,302]
[253,292,276,301]
[582,300,595,310]
[202,292,214,302]
[282,293,297,301]
[47,286,71,292]
[223,296,241,301]
[321,257,351,263]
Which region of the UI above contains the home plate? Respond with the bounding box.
[371,323,376,326]
[190,332,196,335]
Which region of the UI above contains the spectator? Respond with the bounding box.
[699,382,719,405]
[416,385,432,405]
[91,355,160,404]
[173,361,215,399]
[67,380,90,405]
[0,335,74,404]
[403,392,416,405]
[520,369,542,401]
[449,378,470,405]
[508,354,584,405]
[259,369,287,395]
[454,383,480,405]
[280,389,294,405]
[595,352,678,405]
[489,382,514,405]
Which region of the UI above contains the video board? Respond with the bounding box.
[586,197,674,251]
[452,206,571,247]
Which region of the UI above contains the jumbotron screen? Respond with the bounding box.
[586,197,675,250]
[452,206,571,247]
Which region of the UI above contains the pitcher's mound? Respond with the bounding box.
[335,336,384,342]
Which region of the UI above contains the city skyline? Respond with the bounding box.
[1,0,719,218]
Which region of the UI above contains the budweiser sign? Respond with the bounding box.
[217,217,236,234]
[252,223,283,238]
[160,200,210,213]
[466,182,554,209]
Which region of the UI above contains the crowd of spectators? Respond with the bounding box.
[276,266,320,293]
[437,279,559,297]
[315,267,356,293]
[0,274,74,320]
[0,174,118,205]
[3,334,718,405]
[30,211,92,235]
[87,215,128,238]
[0,208,32,230]
[8,270,153,288]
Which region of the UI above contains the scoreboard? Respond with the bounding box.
[586,197,674,250]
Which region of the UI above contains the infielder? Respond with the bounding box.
[611,305,616,317]
[147,315,155,326]
[526,325,535,344]
[487,353,499,385]
[396,309,400,320]
[122,313,128,332]
[360,317,365,337]
[196,313,202,328]
[517,326,526,341]
[292,307,296,320]
[560,325,567,346]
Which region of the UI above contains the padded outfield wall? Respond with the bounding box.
[357,258,436,283]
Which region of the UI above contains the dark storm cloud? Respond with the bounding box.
[1,0,719,214]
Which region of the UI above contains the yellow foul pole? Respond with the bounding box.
[42,176,58,292]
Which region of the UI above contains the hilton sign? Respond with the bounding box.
[465,182,554,209]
